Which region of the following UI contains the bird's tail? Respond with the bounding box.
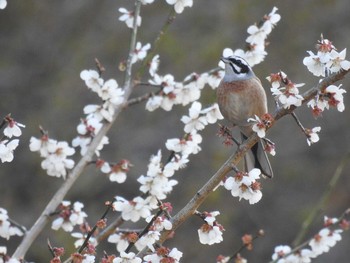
[242,134,273,178]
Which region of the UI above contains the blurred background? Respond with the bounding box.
[1,0,350,262]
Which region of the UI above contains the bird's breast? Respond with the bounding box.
[217,78,268,126]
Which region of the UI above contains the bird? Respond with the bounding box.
[217,55,273,178]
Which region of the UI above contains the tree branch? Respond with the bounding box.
[12,0,143,259]
[156,69,350,246]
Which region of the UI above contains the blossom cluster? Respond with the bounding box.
[96,159,132,183]
[0,246,21,263]
[303,37,350,77]
[308,84,346,117]
[73,70,126,156]
[145,66,214,112]
[0,208,23,240]
[30,133,75,179]
[197,211,224,245]
[219,7,281,68]
[0,115,25,163]
[248,113,274,139]
[271,215,348,263]
[0,208,23,263]
[224,168,263,205]
[267,71,304,109]
[51,201,88,232]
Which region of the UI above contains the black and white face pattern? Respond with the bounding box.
[221,56,254,81]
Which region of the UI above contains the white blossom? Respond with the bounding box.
[149,54,160,76]
[118,8,141,28]
[309,228,342,257]
[181,101,208,133]
[80,69,103,93]
[51,201,87,232]
[306,127,321,146]
[271,81,304,109]
[198,225,224,245]
[3,117,25,138]
[0,139,19,163]
[71,232,97,248]
[113,196,152,222]
[134,230,160,251]
[113,252,142,263]
[0,0,7,9]
[0,208,24,240]
[108,232,130,252]
[131,42,150,64]
[40,140,75,179]
[82,255,95,263]
[224,169,262,204]
[165,0,193,14]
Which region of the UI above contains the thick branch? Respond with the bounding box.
[157,69,350,245]
[12,1,143,259]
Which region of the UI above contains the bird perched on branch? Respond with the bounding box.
[217,55,273,178]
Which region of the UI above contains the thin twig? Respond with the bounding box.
[269,208,350,263]
[291,153,350,246]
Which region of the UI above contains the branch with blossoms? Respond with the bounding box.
[154,39,350,249]
[1,1,350,262]
[270,209,350,263]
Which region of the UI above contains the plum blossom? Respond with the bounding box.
[3,115,25,138]
[307,84,346,116]
[38,140,75,179]
[165,132,202,156]
[0,139,19,163]
[72,117,109,156]
[309,228,342,257]
[113,252,142,263]
[118,8,141,28]
[51,201,87,232]
[134,230,160,252]
[325,84,346,112]
[248,113,274,138]
[0,208,24,240]
[113,196,152,222]
[198,211,224,245]
[149,54,160,76]
[0,0,7,9]
[101,159,131,183]
[97,79,125,107]
[108,232,132,252]
[224,169,263,205]
[268,73,304,109]
[198,224,224,245]
[165,0,193,14]
[80,69,103,93]
[271,245,313,263]
[181,102,208,133]
[131,42,150,64]
[137,151,179,203]
[306,126,321,146]
[303,37,350,77]
[143,247,183,263]
[71,232,97,248]
[219,7,280,67]
[82,255,95,263]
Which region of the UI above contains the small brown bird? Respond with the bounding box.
[217,55,273,178]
